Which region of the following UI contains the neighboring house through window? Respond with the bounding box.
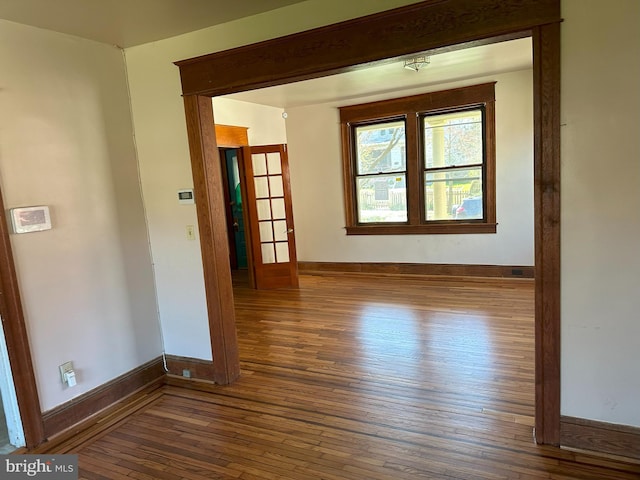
[340,82,497,234]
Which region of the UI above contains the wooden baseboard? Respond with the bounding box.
[164,354,215,381]
[561,416,640,461]
[298,261,534,278]
[31,384,164,454]
[41,356,165,438]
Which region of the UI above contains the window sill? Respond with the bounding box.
[345,223,497,235]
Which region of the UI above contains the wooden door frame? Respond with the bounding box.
[0,193,45,447]
[176,0,561,445]
[215,126,256,289]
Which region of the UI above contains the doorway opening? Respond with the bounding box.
[220,148,248,271]
[217,35,536,431]
[0,323,25,452]
[177,0,560,444]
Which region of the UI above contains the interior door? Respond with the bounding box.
[221,149,248,270]
[242,144,299,289]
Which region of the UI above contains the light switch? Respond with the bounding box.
[186,225,196,240]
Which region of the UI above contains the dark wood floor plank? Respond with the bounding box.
[37,273,639,479]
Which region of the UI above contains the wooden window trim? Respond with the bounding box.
[340,83,496,235]
[345,223,497,235]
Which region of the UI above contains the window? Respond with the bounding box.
[340,83,496,234]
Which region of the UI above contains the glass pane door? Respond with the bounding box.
[252,152,290,264]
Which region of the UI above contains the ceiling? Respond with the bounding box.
[224,38,532,109]
[0,1,532,108]
[0,0,308,48]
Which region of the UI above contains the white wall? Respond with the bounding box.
[124,0,420,360]
[213,98,287,146]
[0,20,162,411]
[287,70,533,265]
[561,0,640,427]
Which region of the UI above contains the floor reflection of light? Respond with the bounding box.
[355,305,506,432]
[426,314,493,385]
[356,305,494,386]
[357,305,420,377]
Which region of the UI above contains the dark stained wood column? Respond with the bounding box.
[183,95,240,385]
[533,21,561,446]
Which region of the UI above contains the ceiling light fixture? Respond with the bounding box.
[404,55,430,72]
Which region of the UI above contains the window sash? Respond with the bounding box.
[353,119,406,176]
[421,106,487,223]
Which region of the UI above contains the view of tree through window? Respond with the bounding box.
[354,120,407,223]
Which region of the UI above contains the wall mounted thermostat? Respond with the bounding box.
[178,189,195,204]
[10,205,52,234]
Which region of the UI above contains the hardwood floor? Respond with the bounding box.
[40,273,640,479]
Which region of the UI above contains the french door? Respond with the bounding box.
[242,145,298,289]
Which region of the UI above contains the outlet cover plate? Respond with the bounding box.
[59,361,73,383]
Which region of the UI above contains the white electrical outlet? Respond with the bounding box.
[59,361,76,387]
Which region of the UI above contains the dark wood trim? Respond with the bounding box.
[164,354,215,381]
[174,0,560,97]
[176,0,562,445]
[235,147,257,289]
[163,375,215,391]
[345,223,497,235]
[28,382,164,455]
[0,193,45,447]
[299,261,534,279]
[338,82,496,123]
[533,21,561,446]
[339,83,497,234]
[484,92,497,227]
[183,95,240,385]
[41,357,165,439]
[340,120,357,228]
[561,416,640,461]
[406,108,421,225]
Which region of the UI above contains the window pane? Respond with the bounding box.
[271,198,286,219]
[424,110,483,169]
[261,243,275,264]
[254,177,269,198]
[355,121,406,175]
[266,153,282,174]
[273,220,288,241]
[252,154,268,175]
[425,168,483,220]
[256,199,272,220]
[356,174,407,223]
[258,221,273,242]
[269,175,284,197]
[275,242,290,263]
